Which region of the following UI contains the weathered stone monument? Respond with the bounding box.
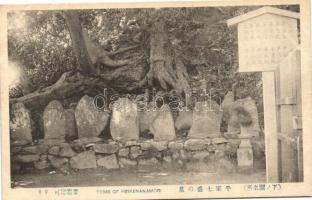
[227,97,260,137]
[75,95,110,138]
[222,91,234,117]
[188,100,222,138]
[110,98,140,141]
[175,110,193,131]
[138,104,158,134]
[64,109,78,140]
[43,100,66,141]
[149,104,176,141]
[10,103,32,142]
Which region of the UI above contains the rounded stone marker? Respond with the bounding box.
[43,100,66,141]
[75,95,109,138]
[10,103,32,142]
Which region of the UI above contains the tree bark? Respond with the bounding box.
[146,18,190,94]
[63,11,93,74]
[10,11,191,111]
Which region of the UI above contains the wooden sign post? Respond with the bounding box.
[227,6,300,182]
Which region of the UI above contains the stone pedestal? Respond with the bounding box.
[237,139,253,168]
[237,126,253,169]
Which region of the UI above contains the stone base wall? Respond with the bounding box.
[11,137,264,175]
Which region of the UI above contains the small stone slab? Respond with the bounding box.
[70,151,97,169]
[118,148,129,157]
[168,141,184,150]
[16,154,40,163]
[125,140,139,147]
[48,155,68,169]
[59,143,76,157]
[34,160,50,170]
[43,100,66,140]
[94,144,119,154]
[138,142,152,150]
[97,154,119,169]
[39,154,48,161]
[212,137,228,144]
[48,146,60,155]
[184,139,207,151]
[149,141,168,151]
[21,146,39,154]
[36,144,50,154]
[10,103,32,142]
[130,146,142,159]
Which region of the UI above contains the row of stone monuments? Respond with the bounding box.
[10,93,260,144]
[10,93,263,173]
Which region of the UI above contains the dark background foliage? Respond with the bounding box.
[7,5,300,131]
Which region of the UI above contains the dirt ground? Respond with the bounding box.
[11,168,266,188]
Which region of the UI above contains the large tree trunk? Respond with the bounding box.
[145,17,190,94]
[63,11,94,74]
[10,10,190,111]
[63,10,134,74]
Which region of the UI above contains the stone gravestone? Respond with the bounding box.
[110,98,139,141]
[149,104,176,141]
[10,103,32,142]
[175,110,193,131]
[138,102,158,134]
[43,100,66,141]
[222,91,235,117]
[188,100,222,138]
[64,109,78,140]
[228,97,260,137]
[75,95,110,138]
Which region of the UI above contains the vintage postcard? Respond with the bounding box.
[0,0,311,199]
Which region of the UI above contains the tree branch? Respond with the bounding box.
[108,44,141,56]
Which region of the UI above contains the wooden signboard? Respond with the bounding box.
[227,6,300,72]
[227,6,301,183]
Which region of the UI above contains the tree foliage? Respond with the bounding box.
[8,5,300,129]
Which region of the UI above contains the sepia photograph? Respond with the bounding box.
[1,0,311,199]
